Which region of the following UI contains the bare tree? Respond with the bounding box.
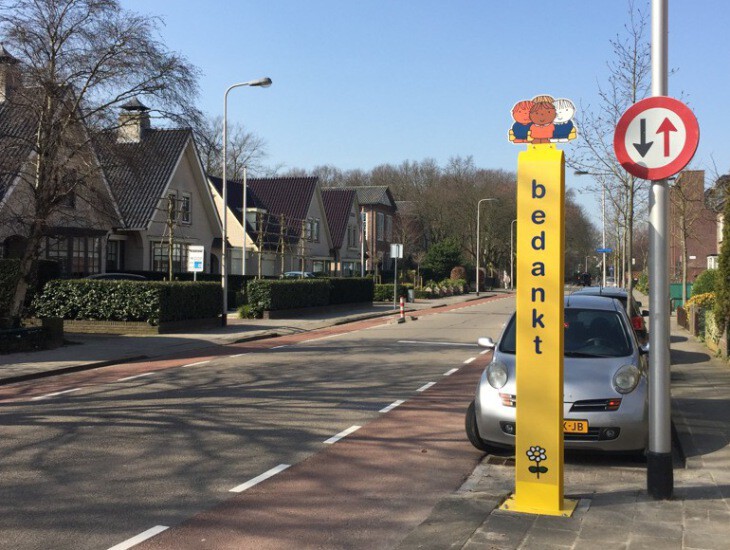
[0,0,199,321]
[194,114,268,179]
[571,0,652,300]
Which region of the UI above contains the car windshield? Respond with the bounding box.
[498,308,633,358]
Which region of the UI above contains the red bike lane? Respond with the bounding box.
[137,357,491,550]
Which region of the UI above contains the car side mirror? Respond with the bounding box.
[477,337,496,349]
[639,343,650,355]
[642,310,649,317]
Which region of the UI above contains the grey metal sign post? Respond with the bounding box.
[648,0,672,500]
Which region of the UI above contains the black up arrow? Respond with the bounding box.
[633,118,653,157]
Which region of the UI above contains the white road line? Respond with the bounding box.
[463,357,476,364]
[324,425,361,444]
[302,333,344,343]
[229,464,290,493]
[271,345,289,349]
[443,368,459,376]
[117,373,153,382]
[229,353,245,358]
[107,525,169,550]
[416,382,436,392]
[480,350,490,355]
[181,360,210,368]
[379,399,405,413]
[397,340,478,347]
[31,388,81,401]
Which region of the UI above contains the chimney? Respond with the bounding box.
[118,98,151,143]
[0,44,20,104]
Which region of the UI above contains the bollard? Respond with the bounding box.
[398,296,406,324]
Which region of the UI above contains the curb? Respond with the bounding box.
[0,355,149,387]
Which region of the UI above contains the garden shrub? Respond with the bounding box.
[32,280,220,325]
[247,279,330,316]
[374,284,393,302]
[691,269,719,297]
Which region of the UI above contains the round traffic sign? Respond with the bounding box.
[614,96,699,180]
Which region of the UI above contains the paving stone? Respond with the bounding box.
[522,525,578,547]
[574,537,628,549]
[395,493,500,550]
[627,535,683,550]
[683,530,730,550]
[575,521,631,543]
[629,520,683,540]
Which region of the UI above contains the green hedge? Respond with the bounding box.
[246,278,375,316]
[0,258,61,316]
[33,280,221,325]
[0,259,22,314]
[328,277,374,304]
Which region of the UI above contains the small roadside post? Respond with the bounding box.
[391,244,403,310]
[187,245,205,282]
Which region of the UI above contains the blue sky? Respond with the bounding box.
[121,0,728,219]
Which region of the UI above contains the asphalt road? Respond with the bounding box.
[0,295,515,550]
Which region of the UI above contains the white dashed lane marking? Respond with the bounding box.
[229,464,291,493]
[324,425,361,444]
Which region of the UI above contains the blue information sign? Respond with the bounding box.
[596,247,612,254]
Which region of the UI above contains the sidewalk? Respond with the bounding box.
[0,292,505,385]
[398,308,730,549]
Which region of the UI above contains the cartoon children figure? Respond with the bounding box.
[527,95,556,144]
[509,100,533,143]
[551,98,577,142]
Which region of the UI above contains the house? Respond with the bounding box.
[208,175,334,276]
[351,186,398,273]
[321,188,362,276]
[0,46,121,276]
[0,42,221,277]
[95,100,221,274]
[668,170,718,281]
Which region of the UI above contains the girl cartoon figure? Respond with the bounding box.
[509,100,533,143]
[527,95,556,144]
[551,98,577,142]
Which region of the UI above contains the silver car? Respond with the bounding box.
[466,294,648,454]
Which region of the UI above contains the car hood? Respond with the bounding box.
[494,352,640,402]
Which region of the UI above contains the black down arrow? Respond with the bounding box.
[633,118,653,157]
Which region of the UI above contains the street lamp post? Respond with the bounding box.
[221,77,272,326]
[510,219,516,291]
[575,170,607,287]
[476,198,498,296]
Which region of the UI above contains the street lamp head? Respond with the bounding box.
[249,77,272,88]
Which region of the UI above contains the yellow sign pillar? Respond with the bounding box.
[500,143,576,516]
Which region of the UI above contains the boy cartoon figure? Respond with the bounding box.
[527,95,556,144]
[551,98,577,142]
[509,100,533,143]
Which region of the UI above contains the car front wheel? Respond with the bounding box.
[465,400,492,452]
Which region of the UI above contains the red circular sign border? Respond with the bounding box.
[614,96,700,181]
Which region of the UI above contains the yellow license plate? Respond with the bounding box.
[563,420,589,433]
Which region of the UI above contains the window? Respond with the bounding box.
[107,241,119,271]
[376,212,385,241]
[313,219,320,243]
[385,215,392,241]
[151,242,188,274]
[180,194,191,224]
[46,237,69,275]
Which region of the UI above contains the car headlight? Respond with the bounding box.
[613,364,640,394]
[486,361,508,389]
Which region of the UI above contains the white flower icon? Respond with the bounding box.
[526,445,548,478]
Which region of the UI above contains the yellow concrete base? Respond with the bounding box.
[499,494,578,517]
